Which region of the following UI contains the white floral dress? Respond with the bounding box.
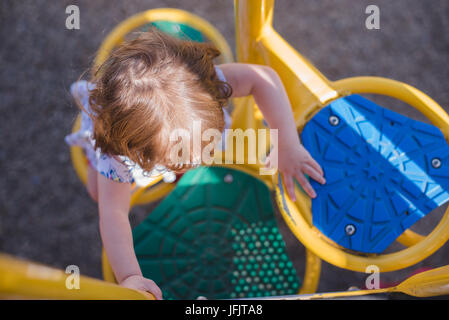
[65,65,231,186]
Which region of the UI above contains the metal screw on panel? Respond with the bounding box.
[329,115,340,126]
[224,174,233,183]
[431,158,442,169]
[345,224,356,236]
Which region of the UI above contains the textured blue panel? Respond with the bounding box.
[301,94,449,253]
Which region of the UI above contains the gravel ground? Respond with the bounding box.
[1,0,448,296]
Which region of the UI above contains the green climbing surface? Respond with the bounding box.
[132,166,301,300]
[141,21,205,42]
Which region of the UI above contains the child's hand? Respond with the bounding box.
[267,142,325,201]
[120,274,163,300]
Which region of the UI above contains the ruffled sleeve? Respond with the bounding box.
[96,153,136,184]
[214,65,227,82]
[66,67,231,186]
[96,154,174,186]
[66,80,136,184]
[214,65,232,131]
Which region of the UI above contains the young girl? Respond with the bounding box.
[65,28,325,299]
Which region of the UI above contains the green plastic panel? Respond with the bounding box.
[141,21,205,42]
[133,166,301,299]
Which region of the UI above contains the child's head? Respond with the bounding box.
[85,27,232,172]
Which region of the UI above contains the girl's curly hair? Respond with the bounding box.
[75,27,233,172]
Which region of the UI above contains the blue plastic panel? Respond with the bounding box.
[301,94,449,253]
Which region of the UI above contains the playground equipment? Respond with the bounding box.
[1,252,448,300]
[115,167,312,299]
[0,253,153,300]
[1,0,449,299]
[249,0,449,273]
[81,0,449,297]
[91,7,321,298]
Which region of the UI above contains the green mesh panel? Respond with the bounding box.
[133,166,301,300]
[140,21,204,42]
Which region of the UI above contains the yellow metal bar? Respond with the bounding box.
[257,27,339,128]
[102,249,117,284]
[233,0,323,293]
[239,263,449,299]
[292,188,321,294]
[397,229,426,247]
[299,247,321,294]
[234,0,338,129]
[234,0,271,64]
[0,254,153,300]
[298,265,449,299]
[70,115,87,185]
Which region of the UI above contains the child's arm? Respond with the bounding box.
[219,63,326,200]
[97,173,163,300]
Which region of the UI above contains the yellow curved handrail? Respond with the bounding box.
[273,76,449,272]
[94,8,234,69]
[0,254,153,300]
[332,77,449,138]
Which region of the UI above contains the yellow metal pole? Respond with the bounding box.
[234,0,270,64]
[234,0,339,129]
[234,0,322,294]
[0,254,153,300]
